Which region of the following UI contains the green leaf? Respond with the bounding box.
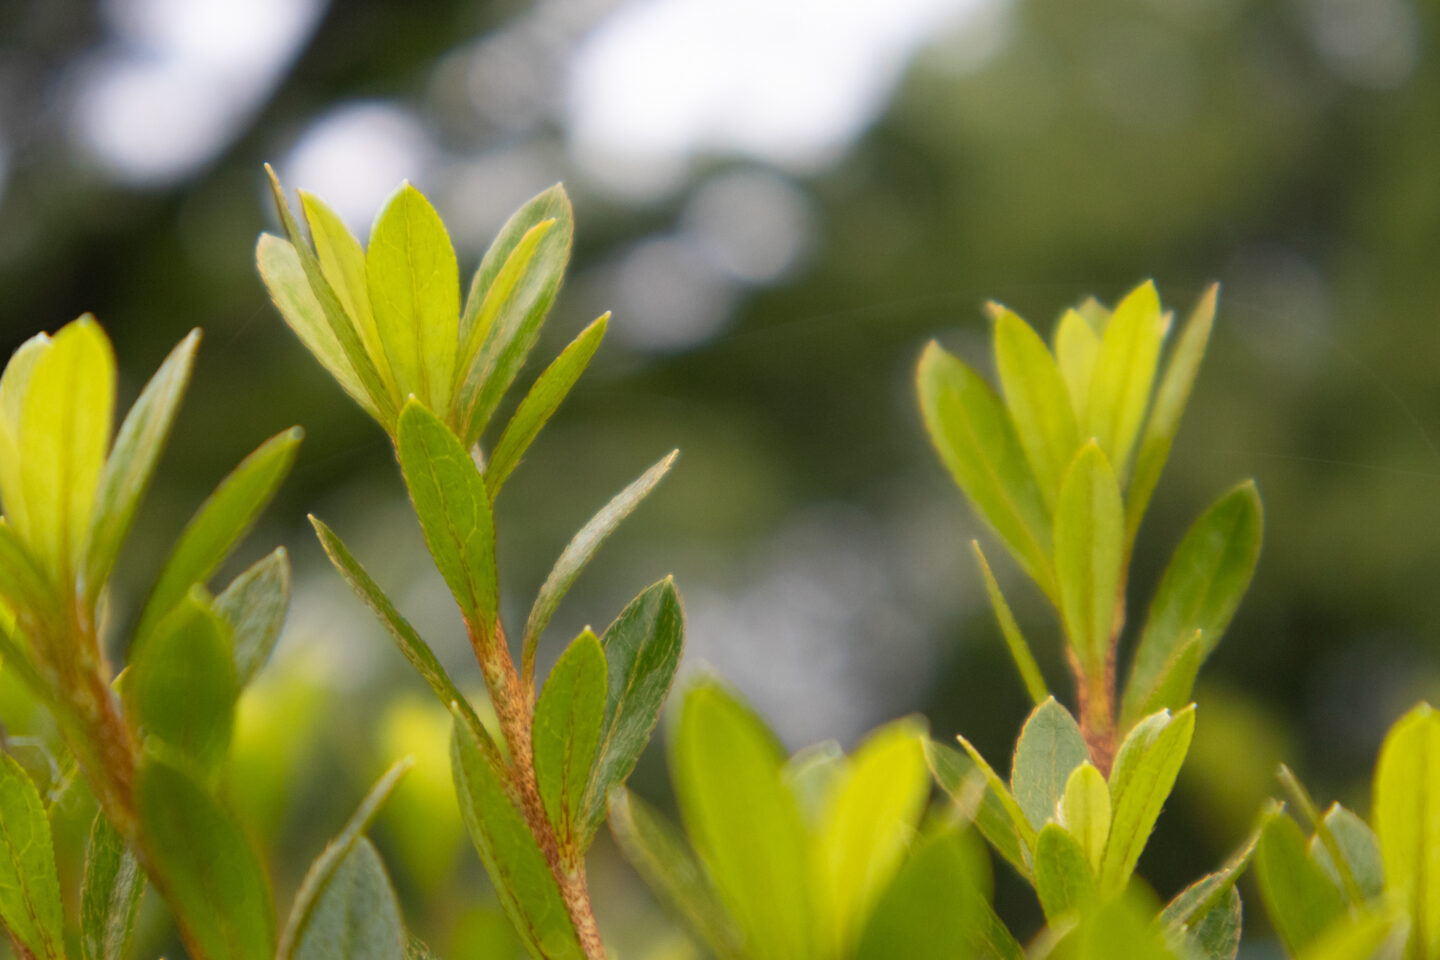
[670,681,811,960]
[533,630,607,851]
[1054,443,1124,674]
[300,191,395,396]
[1121,632,1204,736]
[1373,701,1440,958]
[279,759,412,960]
[581,578,686,842]
[396,400,497,631]
[1035,823,1097,922]
[291,840,405,960]
[972,541,1048,705]
[86,329,198,603]
[784,740,846,822]
[257,234,382,423]
[1086,280,1168,481]
[954,733,1038,871]
[0,751,66,960]
[917,341,1055,598]
[1255,814,1345,956]
[136,753,275,960]
[925,739,1032,881]
[124,590,238,775]
[1054,308,1100,424]
[1012,697,1090,831]
[812,717,930,958]
[1100,706,1195,894]
[1296,908,1405,960]
[855,827,987,960]
[1057,762,1110,871]
[607,787,744,960]
[1125,284,1216,542]
[1184,886,1242,960]
[455,185,574,445]
[1055,892,1177,960]
[0,520,63,633]
[521,451,677,683]
[994,308,1080,511]
[1123,482,1261,729]
[265,167,397,428]
[1161,802,1274,931]
[485,314,608,498]
[366,183,461,413]
[0,332,52,546]
[81,812,144,960]
[309,515,496,754]
[1311,804,1384,902]
[134,425,302,643]
[215,547,291,688]
[19,316,115,584]
[451,712,586,960]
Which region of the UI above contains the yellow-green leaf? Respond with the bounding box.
[1086,280,1168,482]
[1100,706,1195,894]
[972,541,1048,705]
[812,716,930,958]
[0,752,66,960]
[1054,308,1100,424]
[1035,823,1097,922]
[19,316,115,584]
[1255,814,1345,956]
[671,681,812,960]
[917,341,1055,599]
[1374,702,1440,960]
[0,333,53,547]
[1054,443,1124,674]
[994,308,1080,511]
[1058,762,1110,871]
[366,183,460,413]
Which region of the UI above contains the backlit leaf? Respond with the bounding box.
[1035,823,1097,922]
[0,751,65,960]
[994,308,1080,511]
[855,827,988,960]
[1086,280,1167,481]
[1373,702,1440,959]
[972,541,1048,705]
[215,547,291,688]
[1058,762,1110,871]
[1255,814,1345,956]
[1054,443,1123,674]
[1100,706,1195,894]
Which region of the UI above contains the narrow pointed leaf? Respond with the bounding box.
[1123,482,1261,728]
[1126,284,1216,541]
[533,630,606,850]
[1054,308,1100,424]
[86,329,198,601]
[1122,630,1204,734]
[81,812,144,960]
[1296,908,1405,960]
[1035,823,1097,922]
[994,308,1080,510]
[136,754,275,960]
[926,739,1032,881]
[396,400,497,631]
[264,168,396,426]
[0,752,65,960]
[1012,698,1090,831]
[608,787,744,960]
[0,331,52,544]
[135,426,302,643]
[215,547,291,688]
[451,713,586,960]
[955,733,1038,864]
[279,759,412,960]
[917,341,1055,597]
[309,515,495,753]
[1054,443,1124,674]
[1255,814,1345,956]
[1100,706,1195,894]
[456,185,574,445]
[972,541,1048,705]
[300,192,394,392]
[486,314,608,497]
[124,591,238,775]
[522,450,677,682]
[1183,886,1242,960]
[670,681,811,960]
[1161,802,1275,931]
[1373,702,1440,959]
[257,234,380,421]
[1058,762,1110,871]
[365,183,460,412]
[855,827,988,960]
[813,717,930,958]
[1086,280,1168,481]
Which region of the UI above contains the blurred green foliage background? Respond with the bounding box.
[1,0,1438,955]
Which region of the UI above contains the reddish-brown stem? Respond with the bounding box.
[1070,588,1127,777]
[470,619,607,960]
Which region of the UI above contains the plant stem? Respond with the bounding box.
[472,620,607,960]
